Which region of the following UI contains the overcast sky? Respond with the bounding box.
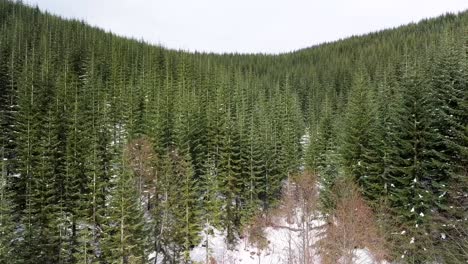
[26,0,468,54]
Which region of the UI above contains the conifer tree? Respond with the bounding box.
[173,149,201,261]
[219,112,243,245]
[0,42,17,264]
[102,162,147,264]
[387,62,442,261]
[0,141,15,264]
[200,156,223,227]
[151,152,174,263]
[307,101,341,212]
[240,109,264,219]
[15,48,46,264]
[341,71,377,187]
[0,2,467,262]
[360,68,400,203]
[427,38,468,262]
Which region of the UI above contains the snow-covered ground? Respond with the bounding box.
[189,210,386,264]
[190,217,325,264]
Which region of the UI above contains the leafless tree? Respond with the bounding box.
[123,136,158,210]
[319,178,387,264]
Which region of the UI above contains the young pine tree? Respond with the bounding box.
[307,102,341,213]
[102,161,147,264]
[341,70,377,187]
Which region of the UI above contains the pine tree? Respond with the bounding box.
[307,102,341,212]
[102,162,147,264]
[151,152,174,263]
[1,2,468,262]
[306,98,336,173]
[219,113,242,245]
[386,62,442,261]
[239,109,264,220]
[0,42,17,264]
[200,156,223,257]
[74,75,112,263]
[361,68,400,203]
[427,38,468,262]
[15,48,47,264]
[341,70,377,187]
[0,140,15,264]
[259,106,283,210]
[173,149,201,261]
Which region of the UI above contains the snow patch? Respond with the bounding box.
[190,209,387,263]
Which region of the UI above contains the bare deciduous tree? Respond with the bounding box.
[124,136,158,210]
[319,178,388,264]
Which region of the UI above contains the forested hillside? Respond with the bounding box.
[0,1,466,263]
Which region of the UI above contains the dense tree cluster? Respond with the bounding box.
[0,1,303,263]
[0,1,466,263]
[307,36,468,263]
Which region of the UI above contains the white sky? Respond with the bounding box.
[26,0,468,54]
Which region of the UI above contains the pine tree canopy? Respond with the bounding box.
[0,1,467,263]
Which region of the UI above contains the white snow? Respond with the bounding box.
[347,249,385,264]
[190,207,388,264]
[300,132,310,148]
[148,251,162,264]
[190,215,327,264]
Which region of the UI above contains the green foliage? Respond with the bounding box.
[307,104,341,213]
[102,165,147,264]
[0,1,467,263]
[0,147,15,264]
[341,70,376,184]
[384,63,439,261]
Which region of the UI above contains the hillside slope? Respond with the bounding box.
[0,1,467,263]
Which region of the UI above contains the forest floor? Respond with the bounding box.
[189,194,386,264]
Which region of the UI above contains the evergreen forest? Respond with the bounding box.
[0,1,467,263]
